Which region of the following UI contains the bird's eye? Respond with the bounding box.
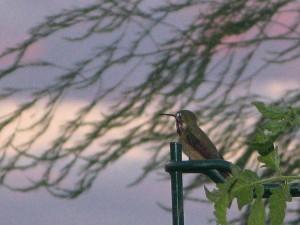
[176,112,181,120]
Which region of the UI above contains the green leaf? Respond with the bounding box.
[269,185,290,225]
[204,185,219,202]
[247,198,265,225]
[230,164,242,176]
[263,120,287,137]
[284,184,292,202]
[205,177,238,225]
[293,113,300,126]
[254,184,264,199]
[257,150,280,171]
[252,142,274,156]
[215,193,229,225]
[231,170,259,210]
[234,185,253,210]
[252,127,270,144]
[249,103,300,156]
[286,107,300,126]
[249,128,274,155]
[206,170,266,225]
[291,108,300,125]
[253,101,286,120]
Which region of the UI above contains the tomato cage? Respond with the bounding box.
[165,142,300,225]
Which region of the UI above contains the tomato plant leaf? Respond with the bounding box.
[247,198,265,225]
[253,101,286,120]
[215,193,229,225]
[269,185,290,225]
[231,170,258,209]
[257,149,280,171]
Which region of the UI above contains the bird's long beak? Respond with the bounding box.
[159,113,176,118]
[160,113,182,135]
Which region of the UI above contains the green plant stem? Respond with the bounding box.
[260,175,300,184]
[232,175,300,194]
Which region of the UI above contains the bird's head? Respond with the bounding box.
[160,110,197,135]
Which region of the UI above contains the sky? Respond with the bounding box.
[0,1,300,225]
[0,1,215,225]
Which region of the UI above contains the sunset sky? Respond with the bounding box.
[0,1,300,225]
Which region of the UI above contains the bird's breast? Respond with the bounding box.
[179,135,204,160]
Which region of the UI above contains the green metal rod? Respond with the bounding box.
[169,142,184,225]
[262,183,300,198]
[165,160,232,173]
[165,160,231,183]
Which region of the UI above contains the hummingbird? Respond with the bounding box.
[160,110,229,177]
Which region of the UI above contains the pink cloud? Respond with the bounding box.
[0,34,45,67]
[23,42,45,62]
[268,6,299,36]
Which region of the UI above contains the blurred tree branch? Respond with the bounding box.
[0,2,299,215]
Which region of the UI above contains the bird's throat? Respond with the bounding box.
[176,121,183,135]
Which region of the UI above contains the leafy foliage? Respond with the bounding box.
[247,197,265,225]
[231,170,261,210]
[215,193,230,225]
[269,185,291,225]
[257,150,280,171]
[206,102,300,225]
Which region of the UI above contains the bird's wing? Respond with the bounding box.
[186,129,223,160]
